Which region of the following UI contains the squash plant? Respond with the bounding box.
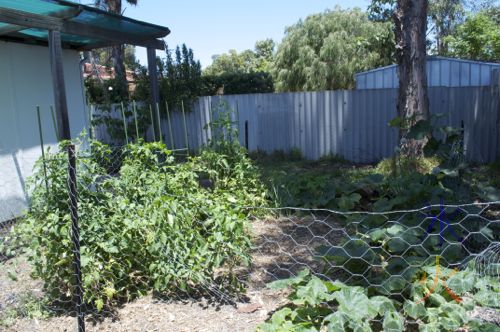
[258,267,499,331]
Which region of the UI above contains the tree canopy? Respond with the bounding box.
[445,9,500,61]
[271,8,394,91]
[203,39,275,76]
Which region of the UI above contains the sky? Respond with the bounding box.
[117,0,371,68]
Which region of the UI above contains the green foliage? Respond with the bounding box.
[375,156,441,176]
[0,291,50,326]
[445,10,500,61]
[202,72,274,95]
[204,39,275,76]
[9,134,266,310]
[368,0,395,22]
[85,77,132,105]
[135,44,203,108]
[259,270,403,332]
[202,40,275,95]
[272,7,394,91]
[259,267,499,331]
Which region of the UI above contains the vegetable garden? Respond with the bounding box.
[0,104,499,331]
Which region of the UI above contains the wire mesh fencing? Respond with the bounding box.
[0,141,499,331]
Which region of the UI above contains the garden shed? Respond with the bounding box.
[355,56,500,89]
[0,0,169,222]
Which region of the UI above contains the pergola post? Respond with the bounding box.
[147,46,161,141]
[48,30,71,140]
[48,29,85,332]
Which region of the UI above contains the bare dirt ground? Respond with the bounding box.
[0,216,341,332]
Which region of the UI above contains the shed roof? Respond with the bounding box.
[355,56,500,77]
[0,0,170,50]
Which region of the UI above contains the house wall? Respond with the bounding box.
[0,41,88,222]
[355,57,500,89]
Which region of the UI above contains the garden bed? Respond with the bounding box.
[1,217,341,331]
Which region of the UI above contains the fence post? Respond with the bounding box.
[50,105,60,141]
[67,143,85,332]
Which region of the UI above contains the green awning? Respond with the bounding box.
[0,0,170,49]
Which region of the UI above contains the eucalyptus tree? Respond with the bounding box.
[394,0,430,157]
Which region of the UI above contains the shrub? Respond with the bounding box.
[375,156,441,176]
[10,138,266,311]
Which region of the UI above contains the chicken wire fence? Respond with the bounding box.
[0,144,499,332]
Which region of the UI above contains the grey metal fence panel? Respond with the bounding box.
[93,86,499,163]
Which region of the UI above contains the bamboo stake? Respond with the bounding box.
[149,104,156,141]
[156,102,163,143]
[181,100,189,155]
[36,106,49,193]
[165,101,175,149]
[132,100,139,140]
[120,102,129,144]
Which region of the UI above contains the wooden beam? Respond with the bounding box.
[147,47,161,141]
[0,7,82,36]
[0,7,168,49]
[80,38,165,50]
[0,8,62,31]
[48,30,71,140]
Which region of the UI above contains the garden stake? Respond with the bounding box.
[36,106,49,193]
[156,102,163,143]
[120,102,129,143]
[88,104,94,140]
[149,104,156,141]
[133,100,139,140]
[50,105,60,141]
[181,100,190,155]
[166,101,175,149]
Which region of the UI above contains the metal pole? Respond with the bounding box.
[36,106,49,193]
[132,100,139,140]
[50,105,60,141]
[165,101,175,149]
[147,47,160,140]
[149,104,156,141]
[181,100,189,155]
[49,29,84,332]
[156,102,163,143]
[67,143,84,332]
[120,102,129,144]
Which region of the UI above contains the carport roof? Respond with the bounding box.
[0,0,170,50]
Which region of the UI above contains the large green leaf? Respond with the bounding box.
[382,311,404,332]
[293,276,333,306]
[406,120,432,140]
[267,269,310,290]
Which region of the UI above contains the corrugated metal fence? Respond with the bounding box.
[94,86,500,163]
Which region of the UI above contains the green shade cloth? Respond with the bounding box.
[0,0,169,49]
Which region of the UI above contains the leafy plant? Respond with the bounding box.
[259,266,499,331]
[8,129,266,311]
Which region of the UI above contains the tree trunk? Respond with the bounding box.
[106,0,129,100]
[112,44,129,99]
[394,0,430,157]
